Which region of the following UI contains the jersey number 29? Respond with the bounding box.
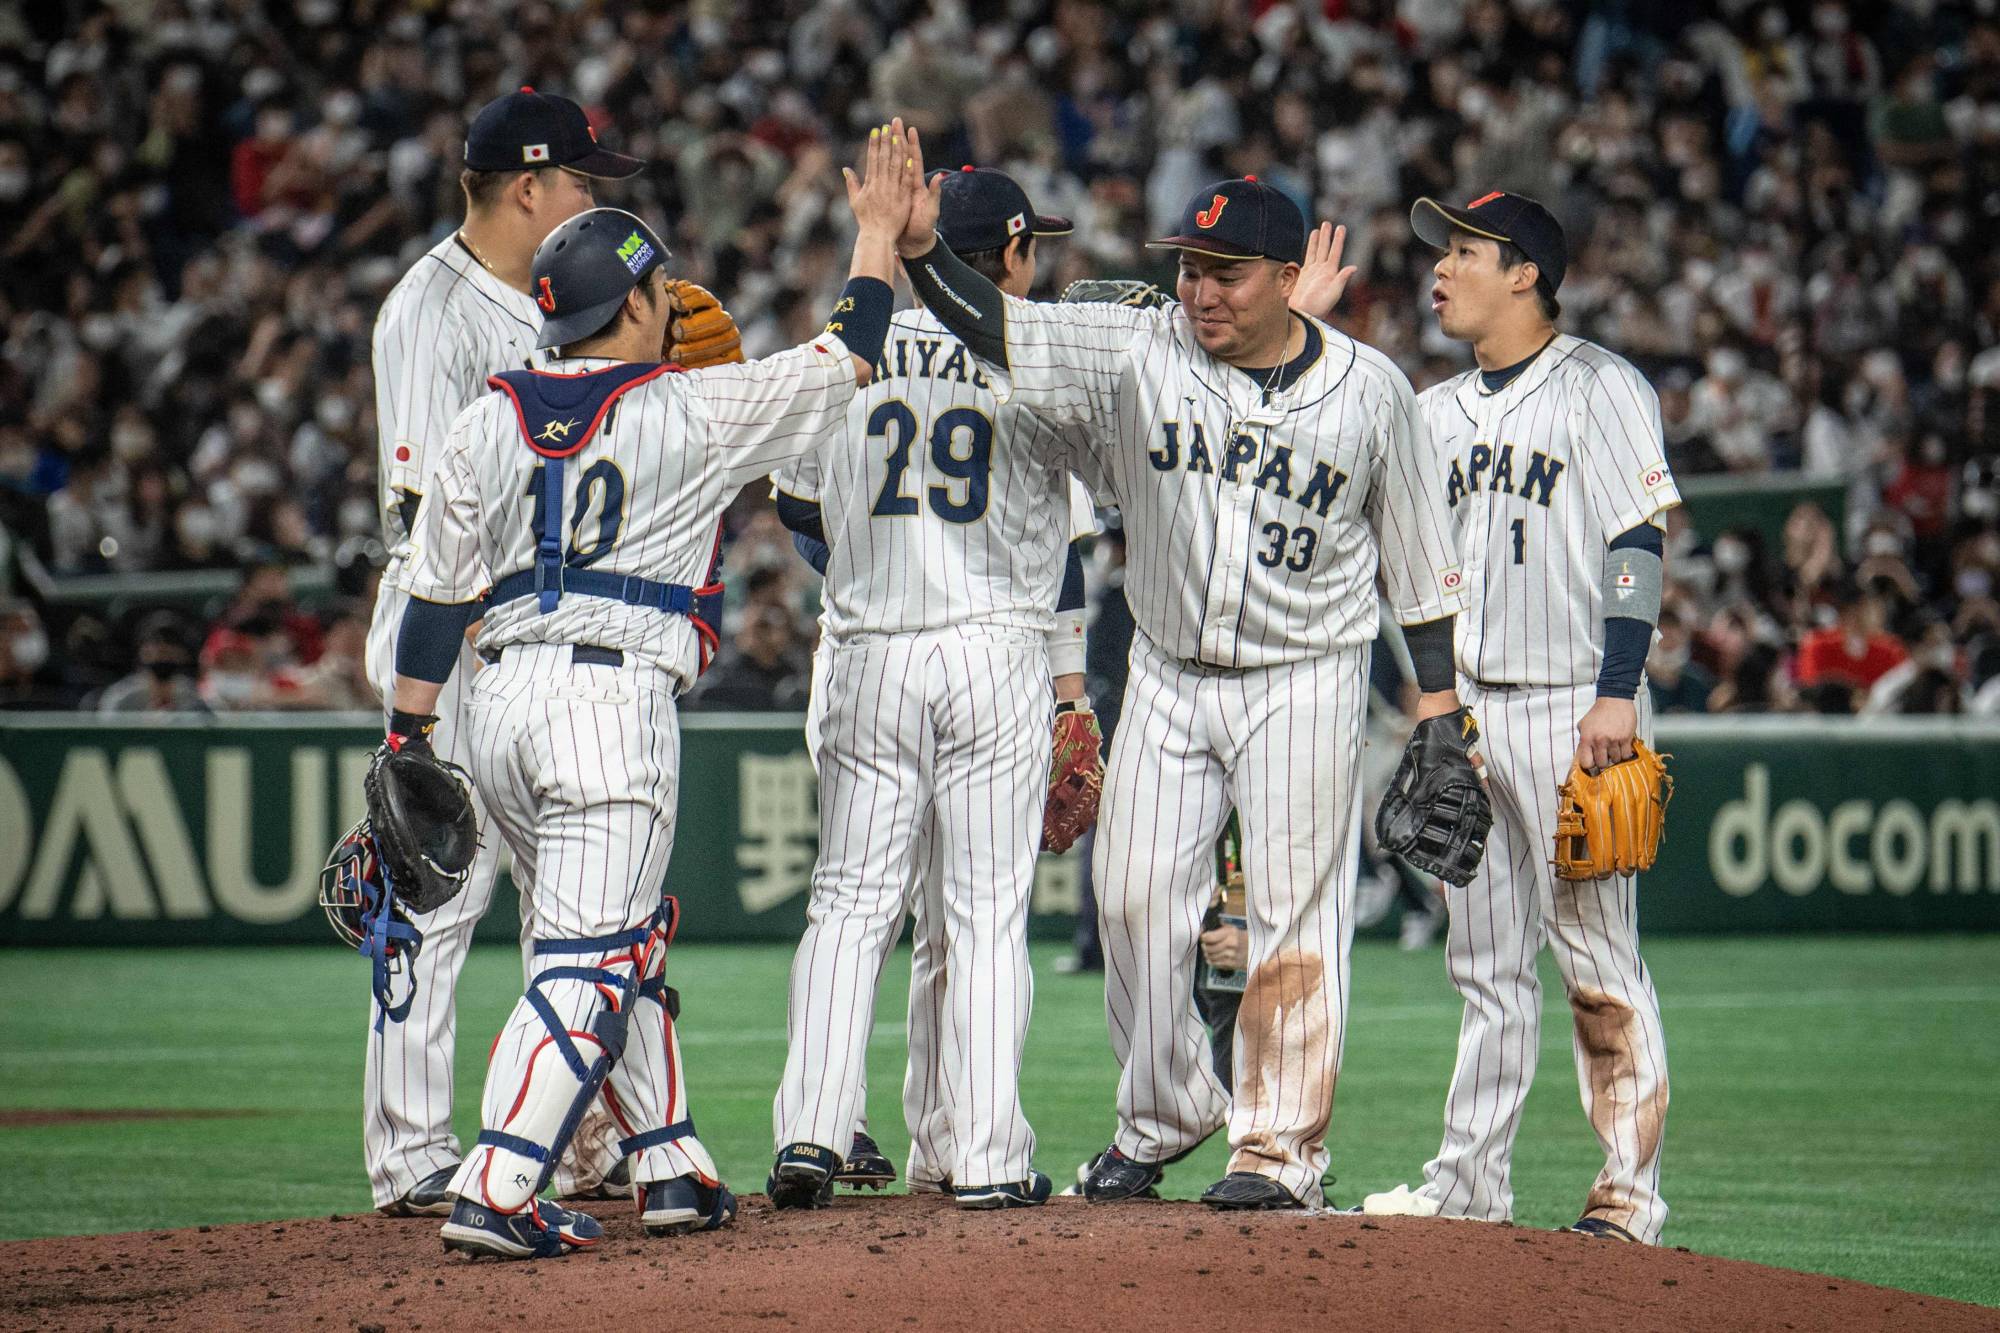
[868,401,992,524]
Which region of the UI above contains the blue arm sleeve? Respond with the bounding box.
[393,596,480,685]
[792,531,830,576]
[773,491,825,543]
[1401,616,1457,694]
[1055,540,1086,613]
[1597,523,1666,700]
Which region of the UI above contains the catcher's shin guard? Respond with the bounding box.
[461,922,654,1214]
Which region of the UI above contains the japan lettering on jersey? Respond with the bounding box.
[400,341,857,688]
[773,307,1086,637]
[1416,334,1681,687]
[371,234,549,558]
[974,299,1466,668]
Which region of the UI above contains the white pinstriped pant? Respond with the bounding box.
[1096,630,1367,1207]
[448,644,721,1210]
[776,625,1052,1188]
[1418,680,1669,1241]
[362,579,515,1207]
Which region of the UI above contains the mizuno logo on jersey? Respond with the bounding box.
[1445,442,1565,509]
[1150,420,1349,518]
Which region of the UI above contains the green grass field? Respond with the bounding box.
[2,936,1996,1306]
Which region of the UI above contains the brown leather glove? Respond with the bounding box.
[1041,702,1105,854]
[1552,738,1673,880]
[663,279,743,367]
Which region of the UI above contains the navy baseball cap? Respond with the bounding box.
[934,166,1072,254]
[1411,190,1568,291]
[1148,176,1306,265]
[465,86,644,180]
[530,208,670,349]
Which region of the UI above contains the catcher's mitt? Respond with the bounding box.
[1060,277,1170,309]
[1041,702,1105,854]
[1552,739,1673,881]
[1374,708,1493,887]
[363,734,478,916]
[663,279,743,367]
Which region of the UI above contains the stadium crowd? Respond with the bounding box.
[1,0,1998,716]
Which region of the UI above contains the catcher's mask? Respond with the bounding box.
[320,818,425,1029]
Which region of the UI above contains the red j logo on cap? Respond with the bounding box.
[1195,194,1229,228]
[536,276,556,313]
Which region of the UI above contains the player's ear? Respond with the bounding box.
[1512,260,1541,297]
[508,169,543,214]
[1275,260,1300,298]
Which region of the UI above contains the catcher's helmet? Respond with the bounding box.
[320,818,425,1025]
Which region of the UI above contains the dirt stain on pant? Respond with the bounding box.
[1229,951,1329,1173]
[1570,985,1668,1218]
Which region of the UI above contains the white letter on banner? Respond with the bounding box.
[1872,801,1926,896]
[1930,801,2000,894]
[1710,763,1769,896]
[1826,801,1873,895]
[206,748,326,924]
[1769,801,1826,896]
[117,749,210,918]
[0,756,29,911]
[18,750,155,919]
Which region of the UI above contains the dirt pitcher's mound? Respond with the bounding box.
[3,1195,1992,1333]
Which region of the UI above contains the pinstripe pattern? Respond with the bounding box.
[1407,334,1676,1242]
[361,232,547,1209]
[448,644,722,1211]
[775,628,1053,1188]
[1096,632,1367,1206]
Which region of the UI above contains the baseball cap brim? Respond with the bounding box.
[1030,214,1073,237]
[1144,235,1266,260]
[565,148,646,180]
[1410,197,1513,250]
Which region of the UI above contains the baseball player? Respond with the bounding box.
[1360,191,1676,1243]
[379,132,913,1259]
[887,128,1470,1210]
[767,165,1100,1210]
[364,87,642,1217]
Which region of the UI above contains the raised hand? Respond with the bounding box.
[1290,222,1359,321]
[895,120,943,258]
[843,121,914,242]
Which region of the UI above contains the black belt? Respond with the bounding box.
[480,644,624,668]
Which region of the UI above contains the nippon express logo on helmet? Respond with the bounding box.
[618,230,655,275]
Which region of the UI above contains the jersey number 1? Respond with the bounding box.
[868,401,993,523]
[1510,517,1525,565]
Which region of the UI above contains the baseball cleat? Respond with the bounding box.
[1570,1215,1641,1242]
[955,1171,1052,1210]
[1360,1182,1441,1217]
[907,1174,954,1195]
[441,1197,603,1259]
[1081,1146,1166,1202]
[1200,1172,1306,1210]
[641,1174,737,1236]
[767,1142,839,1210]
[560,1158,632,1204]
[834,1132,897,1190]
[380,1163,457,1217]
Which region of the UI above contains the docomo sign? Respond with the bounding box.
[1709,764,2000,897]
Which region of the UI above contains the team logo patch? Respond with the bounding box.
[1439,566,1464,591]
[617,230,656,275]
[1639,461,1672,493]
[536,418,580,444]
[1195,194,1229,228]
[536,276,556,313]
[523,143,550,163]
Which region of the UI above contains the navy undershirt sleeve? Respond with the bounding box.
[394,596,480,684]
[792,531,830,576]
[1056,540,1087,613]
[774,492,825,543]
[1597,523,1665,700]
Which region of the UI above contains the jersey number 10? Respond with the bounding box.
[525,459,627,566]
[867,401,993,524]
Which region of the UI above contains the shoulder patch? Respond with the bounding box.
[1638,461,1673,494]
[1438,566,1464,593]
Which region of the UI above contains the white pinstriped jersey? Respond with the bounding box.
[1417,334,1682,687]
[772,308,1092,637]
[371,232,548,559]
[978,298,1467,668]
[400,342,858,689]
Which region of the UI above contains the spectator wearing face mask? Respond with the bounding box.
[0,601,72,709]
[97,614,205,713]
[1863,618,1963,715]
[203,560,323,666]
[1647,608,1717,713]
[1796,578,1909,691]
